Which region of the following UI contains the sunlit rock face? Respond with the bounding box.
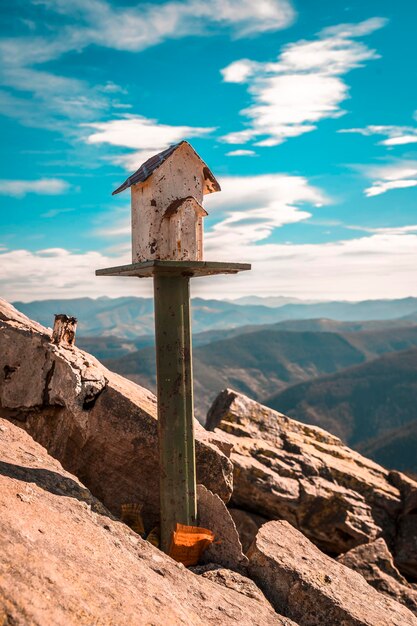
[207,388,417,577]
[0,417,286,626]
[338,538,417,615]
[247,520,417,626]
[0,298,233,531]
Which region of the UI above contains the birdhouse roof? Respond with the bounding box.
[163,196,208,219]
[112,141,220,196]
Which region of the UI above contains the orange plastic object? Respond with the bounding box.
[168,523,215,566]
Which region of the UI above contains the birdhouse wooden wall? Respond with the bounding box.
[131,143,206,262]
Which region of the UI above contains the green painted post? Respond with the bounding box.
[96,260,250,555]
[153,272,197,552]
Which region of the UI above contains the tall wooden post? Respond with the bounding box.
[154,273,196,550]
[97,260,250,554]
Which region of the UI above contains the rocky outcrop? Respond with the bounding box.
[389,471,417,578]
[229,508,267,553]
[0,299,233,530]
[190,564,275,607]
[5,413,411,626]
[207,389,403,556]
[338,538,417,615]
[197,484,248,570]
[248,521,417,626]
[0,417,291,626]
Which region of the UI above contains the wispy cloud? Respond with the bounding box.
[32,0,295,48]
[84,115,215,170]
[0,178,70,198]
[0,247,137,301]
[0,0,295,133]
[226,149,257,157]
[204,173,326,248]
[41,208,75,218]
[340,124,417,146]
[197,227,417,300]
[363,161,417,197]
[2,226,417,301]
[221,17,387,147]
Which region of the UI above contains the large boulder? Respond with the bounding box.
[0,417,291,626]
[0,299,233,530]
[248,521,417,626]
[207,389,403,555]
[338,538,417,615]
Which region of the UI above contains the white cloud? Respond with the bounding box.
[226,149,257,156]
[41,208,75,218]
[221,17,387,146]
[204,173,327,247]
[0,178,70,198]
[320,17,388,38]
[384,135,417,146]
[222,60,259,83]
[1,171,415,302]
[365,179,417,197]
[195,226,417,300]
[363,162,417,197]
[0,0,294,132]
[0,247,140,301]
[84,115,215,170]
[33,0,295,48]
[2,227,417,301]
[340,124,417,146]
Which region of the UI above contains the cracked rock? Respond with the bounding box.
[0,299,233,530]
[248,520,417,626]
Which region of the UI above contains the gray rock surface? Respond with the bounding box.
[389,471,417,578]
[248,520,417,626]
[0,298,233,530]
[197,484,248,569]
[207,389,405,556]
[0,417,289,626]
[229,507,267,553]
[189,564,278,608]
[338,538,417,615]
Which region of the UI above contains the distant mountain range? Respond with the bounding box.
[102,323,417,424]
[13,296,417,338]
[266,348,417,474]
[77,317,417,360]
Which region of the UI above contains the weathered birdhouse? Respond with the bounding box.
[112,141,220,262]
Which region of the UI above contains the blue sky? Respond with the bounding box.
[1,0,417,301]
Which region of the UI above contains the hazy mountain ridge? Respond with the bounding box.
[265,348,417,473]
[102,328,370,418]
[103,324,417,424]
[14,296,417,339]
[77,317,417,360]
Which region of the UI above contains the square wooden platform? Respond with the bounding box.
[96,260,251,278]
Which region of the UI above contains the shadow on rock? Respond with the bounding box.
[0,460,112,518]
